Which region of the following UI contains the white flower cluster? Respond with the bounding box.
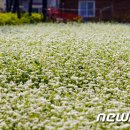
[0,23,130,130]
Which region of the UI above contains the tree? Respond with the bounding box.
[6,0,9,12]
[42,0,47,22]
[12,0,17,13]
[9,0,13,12]
[17,0,21,19]
[28,0,33,16]
[12,0,21,19]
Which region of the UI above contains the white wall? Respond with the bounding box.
[0,0,6,12]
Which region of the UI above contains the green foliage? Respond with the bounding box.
[0,13,43,25]
[30,13,43,23]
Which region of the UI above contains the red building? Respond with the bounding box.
[52,0,130,21]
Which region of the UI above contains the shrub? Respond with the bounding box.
[0,13,43,25]
[113,14,130,22]
[30,13,43,23]
[73,16,83,22]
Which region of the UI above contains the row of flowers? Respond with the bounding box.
[0,23,130,130]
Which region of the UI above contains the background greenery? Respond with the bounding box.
[0,13,43,25]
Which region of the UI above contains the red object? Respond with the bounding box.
[47,7,82,21]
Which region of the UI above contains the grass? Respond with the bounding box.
[0,23,130,130]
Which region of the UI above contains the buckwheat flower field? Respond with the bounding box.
[0,23,130,130]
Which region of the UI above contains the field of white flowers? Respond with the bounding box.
[0,23,130,130]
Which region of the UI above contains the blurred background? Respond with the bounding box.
[0,0,130,25]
